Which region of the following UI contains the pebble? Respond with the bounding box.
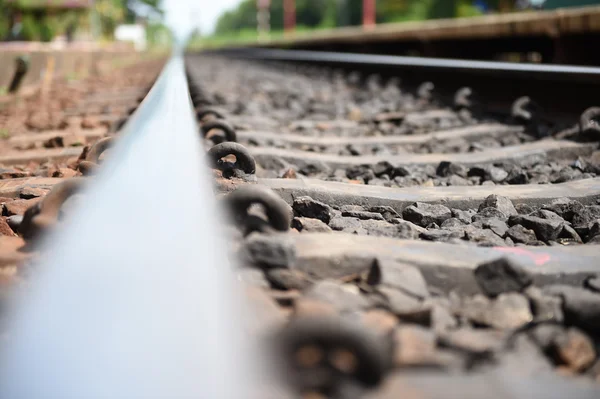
[368,206,401,222]
[525,286,564,322]
[292,196,334,224]
[266,268,312,290]
[305,280,370,313]
[478,194,517,216]
[402,202,452,227]
[341,210,385,221]
[242,233,297,269]
[439,328,506,354]
[508,214,565,242]
[291,217,332,232]
[474,257,532,297]
[543,285,600,334]
[393,325,460,369]
[460,293,533,329]
[553,328,597,372]
[366,258,430,299]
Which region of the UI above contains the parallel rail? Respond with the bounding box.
[212,48,600,123]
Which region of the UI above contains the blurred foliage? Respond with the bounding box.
[2,0,164,41]
[96,0,163,38]
[214,0,496,36]
[146,21,172,47]
[0,0,10,39]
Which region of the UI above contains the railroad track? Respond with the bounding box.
[1,48,600,398]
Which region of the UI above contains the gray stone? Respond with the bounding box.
[543,285,600,334]
[525,286,564,323]
[528,324,564,350]
[506,224,538,245]
[469,165,508,183]
[542,198,584,220]
[291,217,332,232]
[463,226,507,247]
[587,220,600,241]
[430,304,458,333]
[461,293,533,329]
[242,233,296,269]
[447,174,471,186]
[378,287,426,318]
[484,218,509,237]
[441,218,465,228]
[362,219,408,238]
[420,229,463,242]
[298,161,331,176]
[436,161,469,178]
[368,206,401,223]
[474,257,532,297]
[478,194,517,217]
[552,328,597,372]
[266,269,312,290]
[402,202,452,227]
[366,258,430,299]
[292,196,334,223]
[496,334,554,376]
[305,280,370,313]
[532,209,565,222]
[508,214,564,242]
[389,219,423,239]
[439,328,506,354]
[515,203,535,215]
[342,210,385,221]
[329,216,362,231]
[373,161,394,177]
[452,208,476,224]
[559,224,583,243]
[472,207,507,222]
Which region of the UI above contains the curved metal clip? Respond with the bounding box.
[580,107,600,137]
[201,120,237,143]
[78,137,114,175]
[208,142,256,177]
[19,179,83,241]
[275,316,389,397]
[225,186,290,234]
[417,81,434,101]
[454,87,474,110]
[196,107,225,122]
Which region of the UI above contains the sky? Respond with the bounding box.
[162,0,242,37]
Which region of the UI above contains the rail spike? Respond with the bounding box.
[208,142,256,177]
[225,185,291,234]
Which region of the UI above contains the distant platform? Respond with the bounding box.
[242,6,600,65]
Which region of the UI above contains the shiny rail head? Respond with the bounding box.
[206,48,600,82]
[0,55,257,399]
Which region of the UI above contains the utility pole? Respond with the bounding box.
[257,0,271,38]
[363,0,376,29]
[283,0,296,34]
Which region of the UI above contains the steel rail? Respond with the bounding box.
[214,48,600,82]
[203,48,600,123]
[0,52,251,398]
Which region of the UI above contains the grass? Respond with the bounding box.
[0,129,11,140]
[188,25,337,50]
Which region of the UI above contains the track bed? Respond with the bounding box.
[187,53,600,397]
